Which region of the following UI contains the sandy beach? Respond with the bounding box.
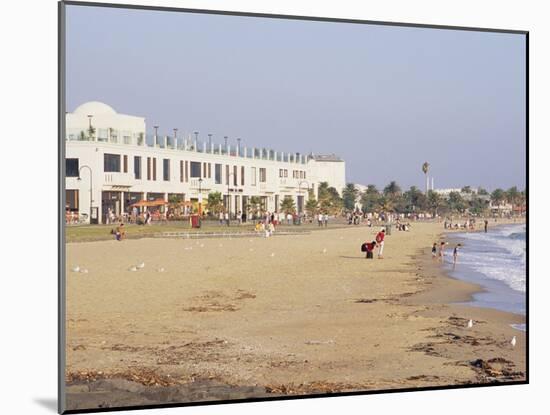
[64,221,526,410]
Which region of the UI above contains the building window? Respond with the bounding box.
[66,189,79,211]
[122,131,132,144]
[241,166,245,185]
[134,156,141,179]
[226,165,230,185]
[208,163,212,179]
[259,168,266,183]
[104,153,121,172]
[97,129,108,142]
[203,162,207,178]
[123,155,128,173]
[152,157,157,180]
[66,158,79,177]
[251,167,257,186]
[279,169,284,178]
[163,159,170,181]
[215,164,222,184]
[190,161,201,178]
[233,165,238,186]
[147,157,151,180]
[180,161,184,182]
[185,161,189,182]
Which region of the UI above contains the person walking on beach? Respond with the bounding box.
[484,219,489,233]
[219,211,224,225]
[324,213,329,227]
[376,228,385,259]
[439,241,447,262]
[431,243,437,260]
[453,243,462,267]
[225,211,230,226]
[317,213,323,227]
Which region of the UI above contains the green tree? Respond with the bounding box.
[448,191,466,212]
[207,191,223,214]
[461,186,472,194]
[342,183,358,211]
[506,186,520,208]
[477,187,489,195]
[248,196,263,217]
[305,190,319,216]
[360,191,380,214]
[403,186,426,213]
[469,195,489,215]
[383,181,402,200]
[280,196,296,214]
[427,190,443,216]
[491,188,505,207]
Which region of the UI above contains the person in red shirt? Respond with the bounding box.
[375,228,386,259]
[364,240,377,259]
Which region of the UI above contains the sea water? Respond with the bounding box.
[445,224,526,331]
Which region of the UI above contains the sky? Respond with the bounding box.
[65,5,526,191]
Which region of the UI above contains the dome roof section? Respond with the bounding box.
[73,101,117,116]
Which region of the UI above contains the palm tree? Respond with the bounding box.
[461,186,472,194]
[506,186,520,209]
[207,191,223,214]
[305,190,319,216]
[280,196,296,214]
[383,181,402,200]
[342,183,358,211]
[490,188,505,208]
[422,162,430,193]
[427,190,442,216]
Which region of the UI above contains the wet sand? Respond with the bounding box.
[64,222,526,411]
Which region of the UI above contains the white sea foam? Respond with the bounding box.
[454,225,526,293]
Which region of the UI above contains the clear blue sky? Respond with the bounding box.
[66,5,526,191]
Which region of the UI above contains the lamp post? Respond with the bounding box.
[224,136,228,154]
[237,138,241,156]
[208,133,212,148]
[198,177,203,216]
[227,172,236,224]
[173,128,178,148]
[78,165,94,224]
[298,180,310,216]
[194,131,199,149]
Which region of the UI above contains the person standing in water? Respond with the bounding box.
[484,219,489,233]
[453,243,462,267]
[431,243,437,260]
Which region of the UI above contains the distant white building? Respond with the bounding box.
[65,101,346,223]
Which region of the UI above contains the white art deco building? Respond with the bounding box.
[65,101,346,224]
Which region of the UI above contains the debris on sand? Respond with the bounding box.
[305,340,335,346]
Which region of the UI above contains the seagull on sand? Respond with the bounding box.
[71,266,80,273]
[467,319,473,328]
[128,266,138,272]
[511,336,517,347]
[137,262,145,269]
[157,267,165,273]
[80,268,89,274]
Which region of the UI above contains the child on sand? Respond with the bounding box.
[431,243,437,259]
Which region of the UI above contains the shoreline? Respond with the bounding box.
[64,222,526,411]
[439,221,526,327]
